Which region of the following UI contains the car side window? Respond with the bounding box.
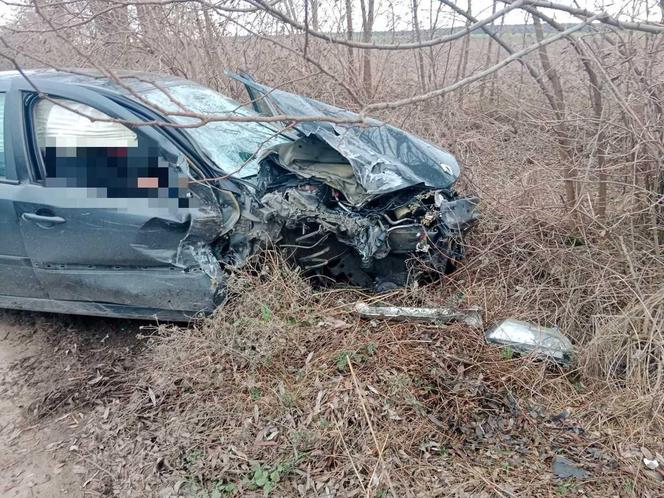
[0,93,6,178]
[33,98,180,199]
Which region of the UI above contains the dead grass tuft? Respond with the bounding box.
[582,291,664,397]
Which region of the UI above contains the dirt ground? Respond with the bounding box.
[0,316,80,497]
[0,311,145,498]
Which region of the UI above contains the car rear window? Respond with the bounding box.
[0,93,5,177]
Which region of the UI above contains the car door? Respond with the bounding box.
[0,87,50,300]
[7,80,226,316]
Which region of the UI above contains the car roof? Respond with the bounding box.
[0,68,188,94]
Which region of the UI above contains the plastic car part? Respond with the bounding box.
[485,319,573,363]
[355,302,483,327]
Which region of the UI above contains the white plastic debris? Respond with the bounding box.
[354,302,483,327]
[643,458,660,470]
[485,319,573,363]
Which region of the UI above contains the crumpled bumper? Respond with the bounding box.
[254,186,479,288]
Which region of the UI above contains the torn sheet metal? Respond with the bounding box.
[228,72,460,203]
[437,197,480,233]
[355,302,483,327]
[130,182,227,288]
[485,319,573,363]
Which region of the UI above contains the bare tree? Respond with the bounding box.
[1,0,663,222]
[358,0,375,97]
[454,0,472,104]
[345,0,355,78]
[411,0,427,92]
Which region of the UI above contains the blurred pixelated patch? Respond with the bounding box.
[35,99,193,207]
[43,146,192,206]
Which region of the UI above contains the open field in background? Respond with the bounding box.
[1,1,663,495]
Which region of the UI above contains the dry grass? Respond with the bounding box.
[7,250,644,497]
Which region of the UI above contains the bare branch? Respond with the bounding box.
[244,0,527,50]
[438,0,558,112]
[363,16,599,112]
[502,0,664,34]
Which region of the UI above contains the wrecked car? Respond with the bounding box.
[0,69,478,320]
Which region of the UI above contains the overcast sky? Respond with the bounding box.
[0,0,661,30]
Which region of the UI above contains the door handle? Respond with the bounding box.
[22,213,66,225]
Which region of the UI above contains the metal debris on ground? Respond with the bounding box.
[552,455,589,479]
[485,319,573,363]
[354,302,483,327]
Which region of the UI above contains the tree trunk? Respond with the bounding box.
[489,7,506,103]
[454,1,472,105]
[359,0,374,98]
[533,14,577,211]
[480,0,497,103]
[310,0,319,31]
[411,0,426,92]
[345,0,355,80]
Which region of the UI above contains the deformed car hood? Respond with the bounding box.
[229,73,460,197]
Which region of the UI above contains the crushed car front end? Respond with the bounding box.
[252,179,479,290]
[205,74,480,289]
[128,71,480,291]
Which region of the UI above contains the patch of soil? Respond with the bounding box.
[0,316,80,497]
[0,310,147,497]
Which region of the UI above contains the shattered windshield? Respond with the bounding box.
[140,82,290,177]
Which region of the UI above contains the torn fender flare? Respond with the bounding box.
[437,196,480,232]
